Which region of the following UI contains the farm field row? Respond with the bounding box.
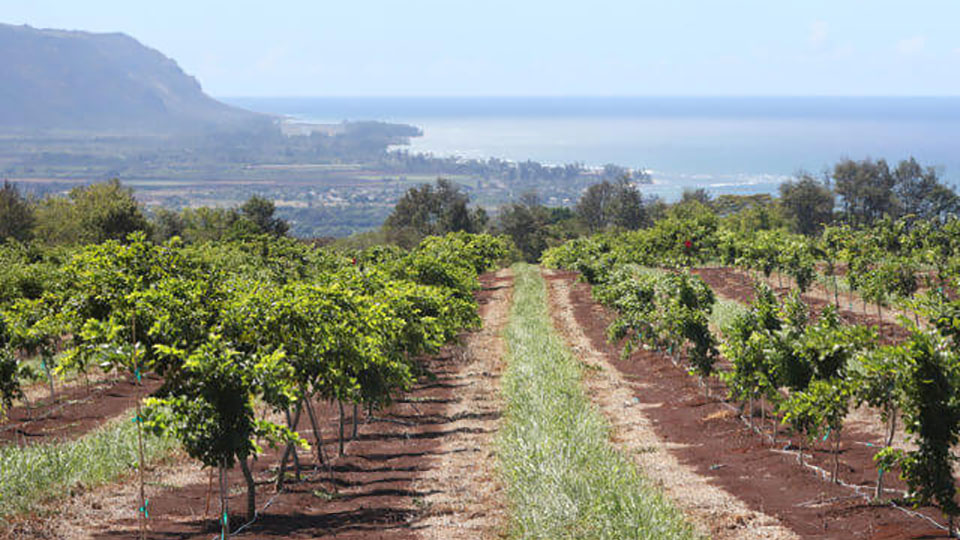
[5,223,960,538]
[545,267,945,538]
[2,269,513,539]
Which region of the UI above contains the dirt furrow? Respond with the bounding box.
[692,266,915,451]
[1,375,163,446]
[692,267,911,344]
[411,268,510,540]
[542,268,798,540]
[543,268,948,539]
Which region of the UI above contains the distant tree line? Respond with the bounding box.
[3,156,954,259]
[0,179,290,246]
[378,156,959,263]
[382,151,651,185]
[380,177,656,262]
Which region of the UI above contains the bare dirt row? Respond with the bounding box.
[543,268,947,539]
[693,266,916,450]
[543,268,797,540]
[693,267,911,344]
[1,375,163,447]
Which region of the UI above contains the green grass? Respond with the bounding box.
[0,414,178,522]
[709,297,748,332]
[497,263,697,539]
[814,271,852,296]
[620,264,744,334]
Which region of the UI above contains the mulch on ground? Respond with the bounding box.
[548,269,949,539]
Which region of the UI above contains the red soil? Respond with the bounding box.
[0,375,163,445]
[546,269,950,539]
[692,267,912,345]
[87,272,512,540]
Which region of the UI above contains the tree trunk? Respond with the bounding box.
[135,394,147,540]
[833,431,841,484]
[352,403,359,441]
[239,456,256,521]
[20,391,31,420]
[303,399,325,466]
[876,410,897,499]
[291,440,302,481]
[877,303,883,340]
[219,464,230,539]
[276,404,303,491]
[338,401,346,457]
[205,468,214,514]
[886,410,897,448]
[131,317,147,540]
[875,466,884,500]
[41,356,55,401]
[833,275,840,308]
[760,395,767,443]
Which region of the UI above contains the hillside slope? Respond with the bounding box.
[0,23,266,132]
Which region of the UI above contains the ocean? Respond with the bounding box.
[224,97,960,201]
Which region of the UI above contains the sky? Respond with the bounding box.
[4,0,960,97]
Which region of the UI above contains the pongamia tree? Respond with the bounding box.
[576,177,647,233]
[855,346,908,499]
[875,325,960,533]
[0,314,23,416]
[145,335,301,534]
[383,178,484,247]
[54,236,300,530]
[0,181,35,243]
[779,173,834,236]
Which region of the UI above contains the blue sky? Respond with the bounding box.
[5,0,960,97]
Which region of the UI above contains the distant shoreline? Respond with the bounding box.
[223,95,960,122]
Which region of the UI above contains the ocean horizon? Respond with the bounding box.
[224,96,960,201]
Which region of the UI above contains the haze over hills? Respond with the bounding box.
[0,23,266,133]
[0,22,635,237]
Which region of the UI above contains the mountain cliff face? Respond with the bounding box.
[0,23,266,132]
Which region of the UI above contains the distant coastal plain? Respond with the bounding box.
[228,96,960,199]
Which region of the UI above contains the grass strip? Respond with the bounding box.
[621,264,744,334]
[0,413,178,522]
[709,297,748,332]
[497,263,697,539]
